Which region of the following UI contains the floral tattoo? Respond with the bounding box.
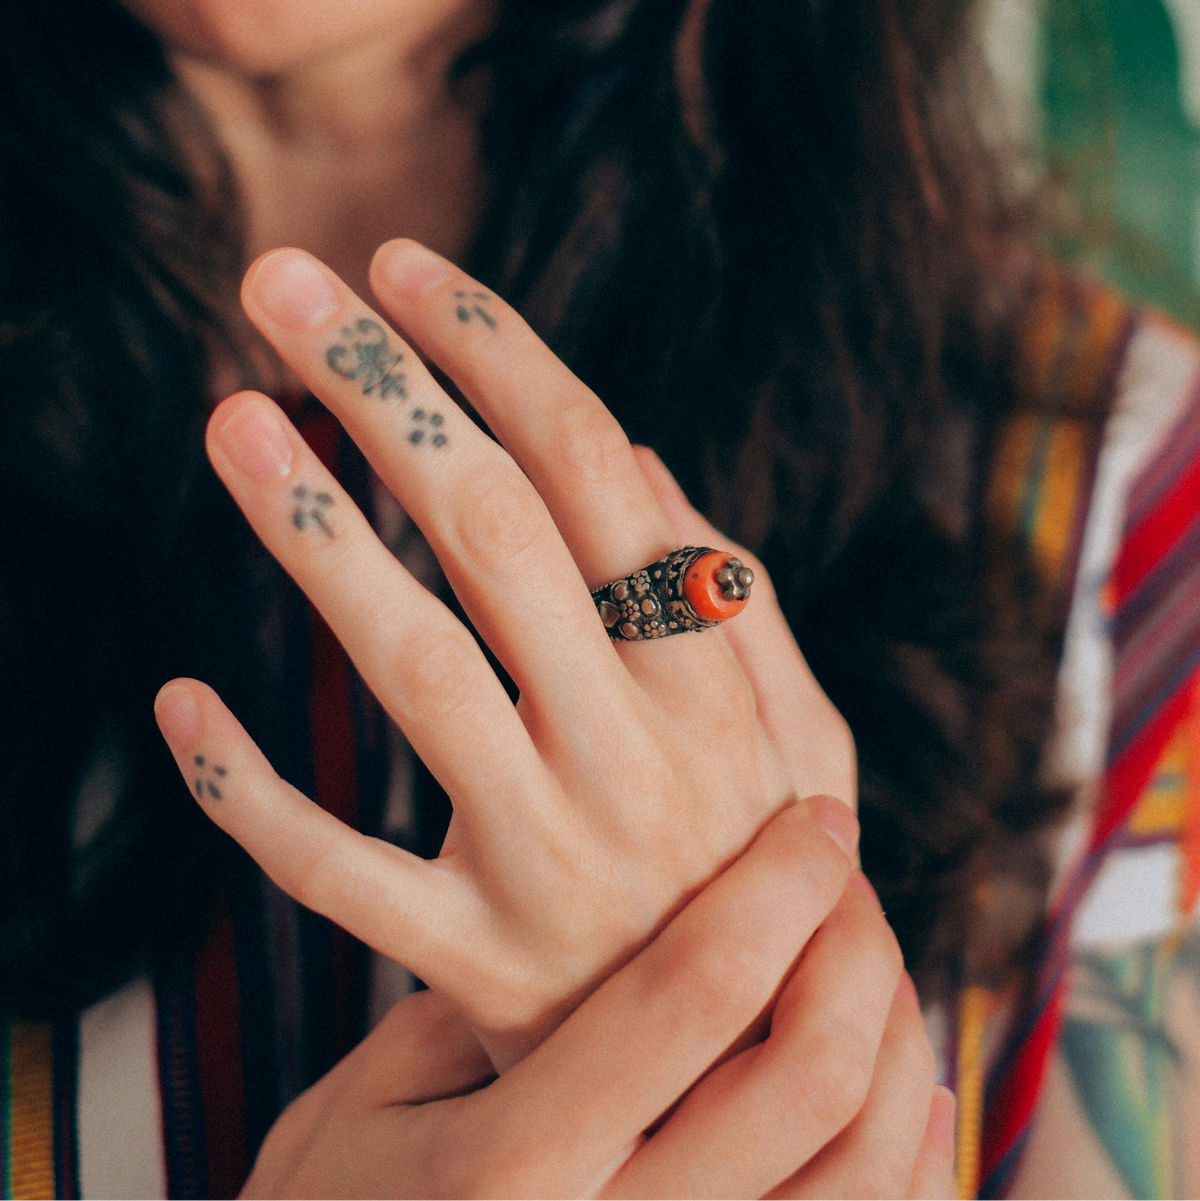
[326,319,407,398]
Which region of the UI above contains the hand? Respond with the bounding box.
[238,804,954,1199]
[154,240,854,1067]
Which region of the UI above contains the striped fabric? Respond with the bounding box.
[2,401,381,1200]
[3,287,1197,1197]
[975,328,1200,1194]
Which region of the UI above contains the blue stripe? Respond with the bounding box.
[1107,635,1200,763]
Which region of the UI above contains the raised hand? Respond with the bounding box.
[235,805,953,1199]
[154,240,855,1068]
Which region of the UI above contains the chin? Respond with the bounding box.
[122,0,422,74]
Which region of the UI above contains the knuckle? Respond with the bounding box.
[839,895,905,983]
[554,398,633,486]
[434,1124,533,1199]
[662,926,769,1034]
[797,1025,877,1131]
[393,627,482,725]
[858,1159,909,1200]
[899,996,938,1080]
[452,460,547,564]
[277,833,349,915]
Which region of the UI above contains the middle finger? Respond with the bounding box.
[240,247,624,709]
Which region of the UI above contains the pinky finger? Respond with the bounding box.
[907,1087,958,1199]
[153,678,458,983]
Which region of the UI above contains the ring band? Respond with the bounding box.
[592,546,754,641]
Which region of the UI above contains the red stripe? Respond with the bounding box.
[1097,682,1192,852]
[978,302,1193,1194]
[980,986,1065,1188]
[192,905,247,1200]
[1113,451,1200,605]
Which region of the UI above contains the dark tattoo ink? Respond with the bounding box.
[193,755,228,801]
[292,485,335,537]
[326,319,407,397]
[409,408,448,448]
[454,290,497,329]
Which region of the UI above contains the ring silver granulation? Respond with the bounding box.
[591,546,754,641]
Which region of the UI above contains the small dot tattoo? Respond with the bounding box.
[454,291,497,329]
[193,755,229,801]
[409,409,448,447]
[292,485,335,537]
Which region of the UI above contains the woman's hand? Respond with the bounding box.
[154,240,854,1068]
[238,804,954,1199]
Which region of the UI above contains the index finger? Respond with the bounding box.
[436,798,859,1200]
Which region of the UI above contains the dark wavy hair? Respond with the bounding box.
[0,0,1086,1016]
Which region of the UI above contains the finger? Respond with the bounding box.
[368,239,678,589]
[244,990,494,1196]
[205,389,552,836]
[421,799,859,1201]
[768,973,937,1199]
[154,678,480,988]
[367,241,764,710]
[634,444,857,808]
[606,870,903,1200]
[907,1087,958,1200]
[238,249,623,713]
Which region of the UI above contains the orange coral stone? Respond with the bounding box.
[683,550,749,621]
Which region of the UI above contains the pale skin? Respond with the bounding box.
[127,0,955,1193]
[155,239,953,1197]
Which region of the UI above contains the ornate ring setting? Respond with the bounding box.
[592,546,754,641]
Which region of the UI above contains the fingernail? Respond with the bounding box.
[216,399,293,480]
[252,250,339,328]
[379,240,452,297]
[155,682,201,748]
[808,794,859,859]
[927,1086,958,1157]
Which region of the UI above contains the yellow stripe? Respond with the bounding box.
[1127,722,1189,838]
[7,1022,55,1201]
[1029,419,1088,589]
[955,986,992,1200]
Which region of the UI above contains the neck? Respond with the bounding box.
[172,1,492,158]
[173,0,492,326]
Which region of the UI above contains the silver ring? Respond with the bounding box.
[591,546,754,641]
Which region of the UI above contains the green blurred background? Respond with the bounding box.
[984,0,1200,326]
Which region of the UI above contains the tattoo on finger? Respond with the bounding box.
[193,755,228,801]
[323,316,448,449]
[292,485,335,537]
[454,291,496,329]
[326,319,407,398]
[409,409,448,447]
